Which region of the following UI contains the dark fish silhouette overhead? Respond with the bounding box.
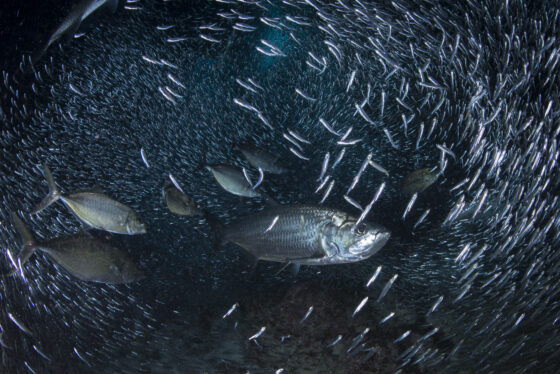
[210,205,390,265]
[31,0,119,65]
[10,213,145,284]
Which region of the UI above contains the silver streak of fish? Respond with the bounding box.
[318,152,330,181]
[264,216,280,233]
[319,179,335,204]
[402,192,418,221]
[248,326,266,341]
[223,303,239,319]
[352,296,369,318]
[168,173,184,194]
[377,274,399,302]
[366,265,382,288]
[300,306,314,323]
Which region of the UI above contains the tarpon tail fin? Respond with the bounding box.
[8,212,39,276]
[202,210,224,253]
[32,164,61,215]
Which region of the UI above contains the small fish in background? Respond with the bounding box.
[198,162,261,198]
[206,205,390,266]
[162,184,201,216]
[31,0,120,65]
[195,146,265,198]
[237,143,287,174]
[9,213,145,284]
[401,167,440,196]
[33,164,147,235]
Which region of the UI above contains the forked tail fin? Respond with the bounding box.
[8,212,39,276]
[32,164,61,215]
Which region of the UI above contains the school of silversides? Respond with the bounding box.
[0,0,559,373]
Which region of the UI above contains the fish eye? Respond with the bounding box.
[355,223,367,235]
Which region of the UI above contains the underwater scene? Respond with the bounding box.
[1,0,559,373]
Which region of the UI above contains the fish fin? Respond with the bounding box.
[105,0,119,14]
[274,262,291,276]
[76,227,94,237]
[32,164,61,215]
[247,255,259,276]
[30,44,48,66]
[202,210,224,252]
[10,212,39,272]
[65,16,83,41]
[291,264,301,276]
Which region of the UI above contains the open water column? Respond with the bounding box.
[1,0,559,373]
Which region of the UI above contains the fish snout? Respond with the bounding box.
[349,228,391,257]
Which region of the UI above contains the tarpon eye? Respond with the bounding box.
[355,223,367,236]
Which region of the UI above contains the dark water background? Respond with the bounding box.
[1,0,559,373]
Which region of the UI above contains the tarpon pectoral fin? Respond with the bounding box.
[272,262,301,276]
[248,255,259,269]
[291,264,301,276]
[245,255,260,277]
[274,262,292,275]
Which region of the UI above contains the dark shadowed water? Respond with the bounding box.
[1,0,559,373]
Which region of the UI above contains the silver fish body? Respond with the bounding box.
[11,213,144,284]
[33,164,146,235]
[238,144,287,174]
[205,164,261,198]
[222,205,390,265]
[163,184,201,216]
[39,236,144,283]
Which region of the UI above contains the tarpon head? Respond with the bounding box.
[125,214,147,234]
[322,213,390,263]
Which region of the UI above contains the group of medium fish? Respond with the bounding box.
[11,0,444,285]
[9,143,440,285]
